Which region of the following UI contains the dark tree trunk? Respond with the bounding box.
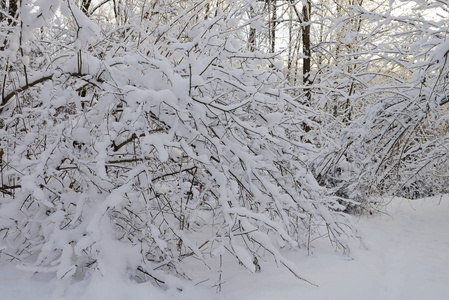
[270,0,276,53]
[302,0,312,93]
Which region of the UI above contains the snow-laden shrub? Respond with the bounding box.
[0,0,357,288]
[311,7,449,205]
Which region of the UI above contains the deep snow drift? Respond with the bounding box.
[0,196,448,300]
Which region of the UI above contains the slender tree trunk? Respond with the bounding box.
[302,0,311,100]
[270,0,276,53]
[248,5,256,52]
[287,7,293,81]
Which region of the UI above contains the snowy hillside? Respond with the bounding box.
[1,196,448,300]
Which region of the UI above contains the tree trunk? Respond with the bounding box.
[302,0,311,100]
[270,0,276,53]
[248,5,256,52]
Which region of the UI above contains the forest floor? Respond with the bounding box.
[1,196,448,300]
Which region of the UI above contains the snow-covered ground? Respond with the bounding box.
[1,196,448,300]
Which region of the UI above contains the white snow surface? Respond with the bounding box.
[1,196,448,300]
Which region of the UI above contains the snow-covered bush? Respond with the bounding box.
[311,3,449,204]
[0,0,357,289]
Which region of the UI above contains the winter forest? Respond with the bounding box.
[0,0,449,298]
